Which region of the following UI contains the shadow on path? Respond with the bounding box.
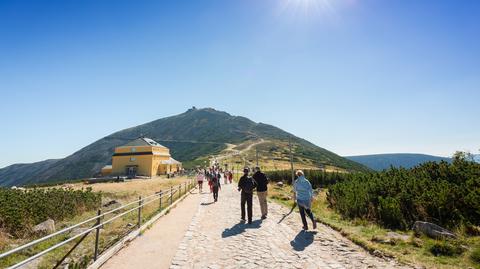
[201,201,215,206]
[221,219,262,238]
[290,230,315,251]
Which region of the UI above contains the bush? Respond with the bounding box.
[378,197,406,229]
[429,241,465,257]
[465,225,480,236]
[327,158,480,230]
[0,187,101,237]
[265,170,350,188]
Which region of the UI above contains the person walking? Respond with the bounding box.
[238,168,257,224]
[207,171,213,193]
[228,171,233,184]
[223,171,228,184]
[196,171,205,193]
[253,167,269,219]
[211,172,221,202]
[293,170,317,230]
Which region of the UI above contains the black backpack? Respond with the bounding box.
[212,176,220,187]
[242,177,256,194]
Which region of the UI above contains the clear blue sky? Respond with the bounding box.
[0,0,479,168]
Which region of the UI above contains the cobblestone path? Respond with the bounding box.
[170,183,411,269]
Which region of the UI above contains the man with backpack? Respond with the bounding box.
[253,166,269,219]
[238,168,257,224]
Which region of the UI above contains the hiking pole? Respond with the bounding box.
[278,202,297,224]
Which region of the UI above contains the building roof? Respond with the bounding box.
[102,165,112,169]
[121,137,166,148]
[161,157,182,165]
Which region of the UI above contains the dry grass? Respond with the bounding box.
[65,176,189,203]
[0,230,13,251]
[216,139,340,172]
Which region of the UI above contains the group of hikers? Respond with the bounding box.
[195,165,317,231]
[195,167,233,202]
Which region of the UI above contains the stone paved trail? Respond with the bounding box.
[170,183,412,269]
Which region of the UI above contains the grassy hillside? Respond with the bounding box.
[0,108,368,186]
[0,159,60,187]
[214,139,356,173]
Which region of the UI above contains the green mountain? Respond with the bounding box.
[0,108,369,186]
[345,153,452,171]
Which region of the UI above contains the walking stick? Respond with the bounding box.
[278,201,297,224]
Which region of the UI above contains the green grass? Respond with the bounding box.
[268,183,480,269]
[182,157,209,170]
[471,247,480,264]
[428,240,466,257]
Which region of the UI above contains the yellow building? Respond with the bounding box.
[111,137,182,177]
[101,165,112,176]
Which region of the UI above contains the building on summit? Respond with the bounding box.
[102,137,182,178]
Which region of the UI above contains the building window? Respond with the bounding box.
[130,157,136,162]
[131,147,136,152]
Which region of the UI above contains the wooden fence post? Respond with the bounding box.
[159,190,162,210]
[138,196,142,228]
[94,209,101,261]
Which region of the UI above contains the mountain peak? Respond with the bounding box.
[183,107,233,119]
[186,107,226,113]
[0,108,369,186]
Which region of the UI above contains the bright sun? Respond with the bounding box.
[279,0,336,18]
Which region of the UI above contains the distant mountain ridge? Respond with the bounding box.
[0,108,368,187]
[345,153,452,171]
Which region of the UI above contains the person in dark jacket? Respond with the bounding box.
[211,172,221,202]
[252,167,269,219]
[238,168,257,224]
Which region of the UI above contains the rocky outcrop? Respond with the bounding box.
[33,219,55,234]
[412,221,456,239]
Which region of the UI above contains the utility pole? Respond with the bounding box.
[289,137,294,182]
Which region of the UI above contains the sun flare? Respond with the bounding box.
[278,0,337,19]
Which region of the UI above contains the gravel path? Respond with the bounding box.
[170,183,411,269]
